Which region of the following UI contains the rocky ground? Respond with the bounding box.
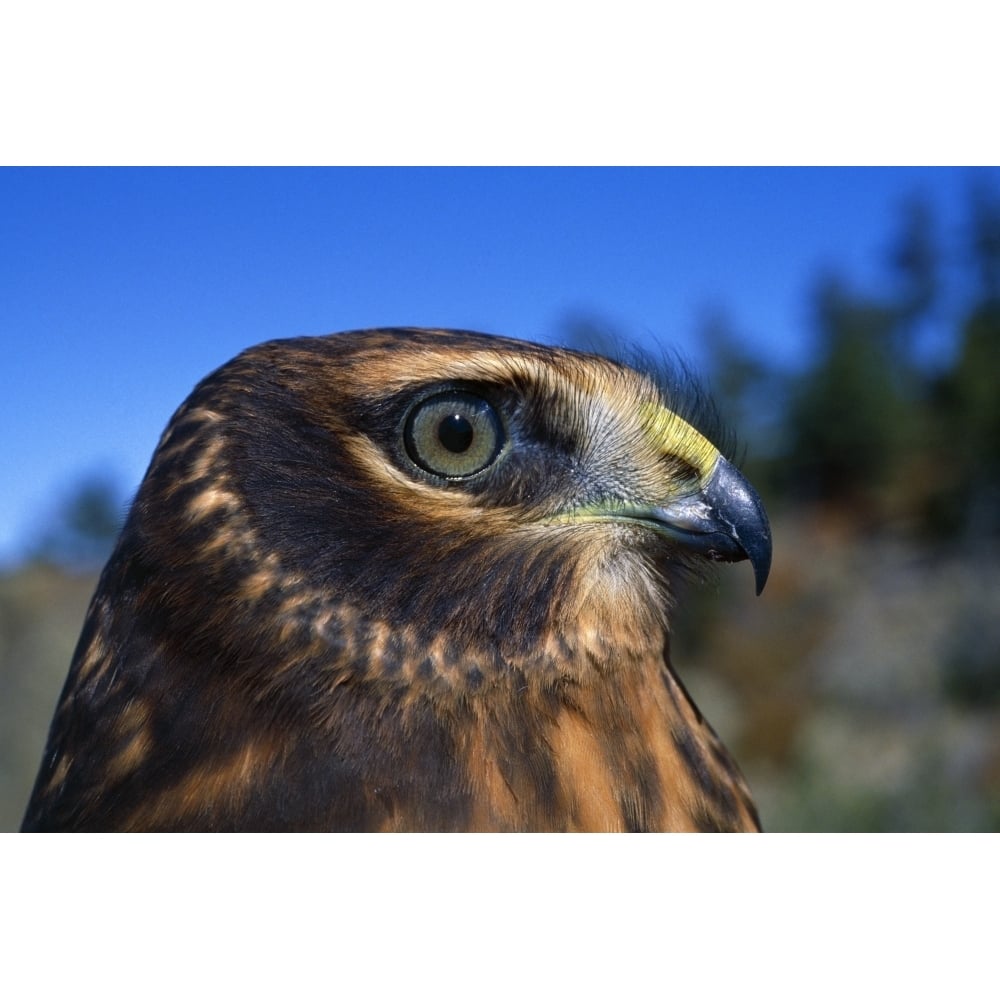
[678,512,1000,831]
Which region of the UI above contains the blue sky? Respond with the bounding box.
[1,167,994,564]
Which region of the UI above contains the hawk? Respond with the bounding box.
[22,328,771,832]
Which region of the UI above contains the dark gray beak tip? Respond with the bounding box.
[704,457,773,596]
[749,529,772,596]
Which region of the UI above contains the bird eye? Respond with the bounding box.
[403,391,504,478]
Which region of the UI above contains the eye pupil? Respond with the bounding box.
[438,414,474,453]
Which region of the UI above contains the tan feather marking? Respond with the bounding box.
[634,673,704,832]
[549,708,626,832]
[73,626,107,685]
[241,563,281,602]
[185,433,226,482]
[41,754,71,798]
[659,667,759,831]
[341,433,504,521]
[154,407,226,462]
[461,715,521,832]
[121,739,277,831]
[186,483,241,521]
[106,726,153,782]
[344,350,547,397]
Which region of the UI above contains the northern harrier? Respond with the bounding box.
[23,328,771,832]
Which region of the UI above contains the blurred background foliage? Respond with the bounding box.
[3,182,1000,831]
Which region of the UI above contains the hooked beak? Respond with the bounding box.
[646,455,772,595]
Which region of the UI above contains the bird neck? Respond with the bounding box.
[418,641,760,833]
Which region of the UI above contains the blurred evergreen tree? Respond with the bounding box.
[779,196,948,526]
[890,195,938,334]
[970,179,1000,301]
[927,302,1000,539]
[697,309,786,478]
[924,182,1000,540]
[781,274,912,514]
[31,473,125,570]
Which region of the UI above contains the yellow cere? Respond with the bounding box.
[638,401,721,482]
